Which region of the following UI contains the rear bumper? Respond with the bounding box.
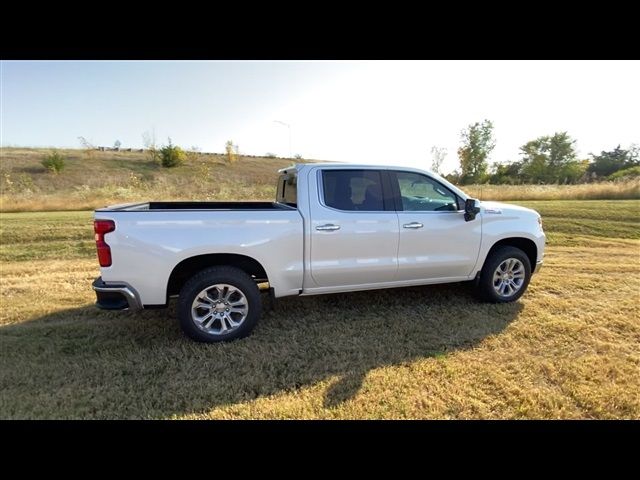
[92,277,142,311]
[533,260,543,274]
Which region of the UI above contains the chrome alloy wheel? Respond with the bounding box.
[191,284,249,335]
[492,258,526,298]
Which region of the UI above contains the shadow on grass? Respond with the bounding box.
[0,282,522,419]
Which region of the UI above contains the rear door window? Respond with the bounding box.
[322,170,386,211]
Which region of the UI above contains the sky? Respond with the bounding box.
[1,60,639,174]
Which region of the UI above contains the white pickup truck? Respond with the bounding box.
[92,164,545,342]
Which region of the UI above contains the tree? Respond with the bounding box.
[489,161,522,184]
[430,146,447,174]
[519,132,579,183]
[159,138,185,168]
[113,140,122,150]
[142,130,160,165]
[78,136,95,159]
[608,165,640,180]
[42,151,66,173]
[587,145,639,178]
[444,170,461,185]
[457,120,495,184]
[225,140,239,164]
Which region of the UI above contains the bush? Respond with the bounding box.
[159,139,185,168]
[41,151,66,173]
[225,141,238,164]
[265,152,277,158]
[608,165,640,180]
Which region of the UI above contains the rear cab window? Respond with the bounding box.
[277,172,297,207]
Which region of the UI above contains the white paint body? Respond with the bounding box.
[95,164,546,306]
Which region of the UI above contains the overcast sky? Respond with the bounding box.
[2,60,638,173]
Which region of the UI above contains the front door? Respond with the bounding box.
[391,171,482,280]
[309,169,399,287]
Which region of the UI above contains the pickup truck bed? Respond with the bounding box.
[99,201,295,211]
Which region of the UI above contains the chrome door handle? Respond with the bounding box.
[403,222,424,229]
[316,224,341,231]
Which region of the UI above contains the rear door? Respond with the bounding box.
[391,170,482,280]
[308,168,400,287]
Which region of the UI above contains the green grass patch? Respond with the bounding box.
[0,211,94,262]
[510,200,640,243]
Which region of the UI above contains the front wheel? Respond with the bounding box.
[476,246,532,303]
[177,266,262,342]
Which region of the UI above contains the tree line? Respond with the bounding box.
[434,120,639,185]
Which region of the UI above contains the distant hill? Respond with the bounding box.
[0,147,324,211]
[1,147,321,193]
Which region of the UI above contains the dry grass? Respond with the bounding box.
[465,180,640,201]
[1,147,638,212]
[1,200,639,419]
[0,147,314,212]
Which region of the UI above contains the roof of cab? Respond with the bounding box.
[277,163,469,200]
[284,162,438,175]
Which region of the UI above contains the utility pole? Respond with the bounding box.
[274,120,292,158]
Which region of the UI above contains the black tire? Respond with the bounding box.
[476,246,532,303]
[177,266,262,342]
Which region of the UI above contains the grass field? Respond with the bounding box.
[0,147,315,212]
[1,200,638,419]
[1,148,638,212]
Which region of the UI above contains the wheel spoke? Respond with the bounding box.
[194,310,210,322]
[198,293,213,304]
[195,312,213,325]
[207,288,222,303]
[505,282,513,295]
[229,306,246,314]
[220,286,230,301]
[218,315,228,332]
[224,313,239,328]
[194,301,212,310]
[204,315,218,329]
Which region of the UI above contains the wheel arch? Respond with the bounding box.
[167,253,269,300]
[482,237,538,272]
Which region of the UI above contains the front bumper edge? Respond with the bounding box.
[533,260,543,274]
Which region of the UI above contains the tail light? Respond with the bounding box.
[94,220,115,267]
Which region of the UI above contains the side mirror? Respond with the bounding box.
[464,198,481,222]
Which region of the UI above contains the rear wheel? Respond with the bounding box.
[476,246,531,303]
[177,266,262,342]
